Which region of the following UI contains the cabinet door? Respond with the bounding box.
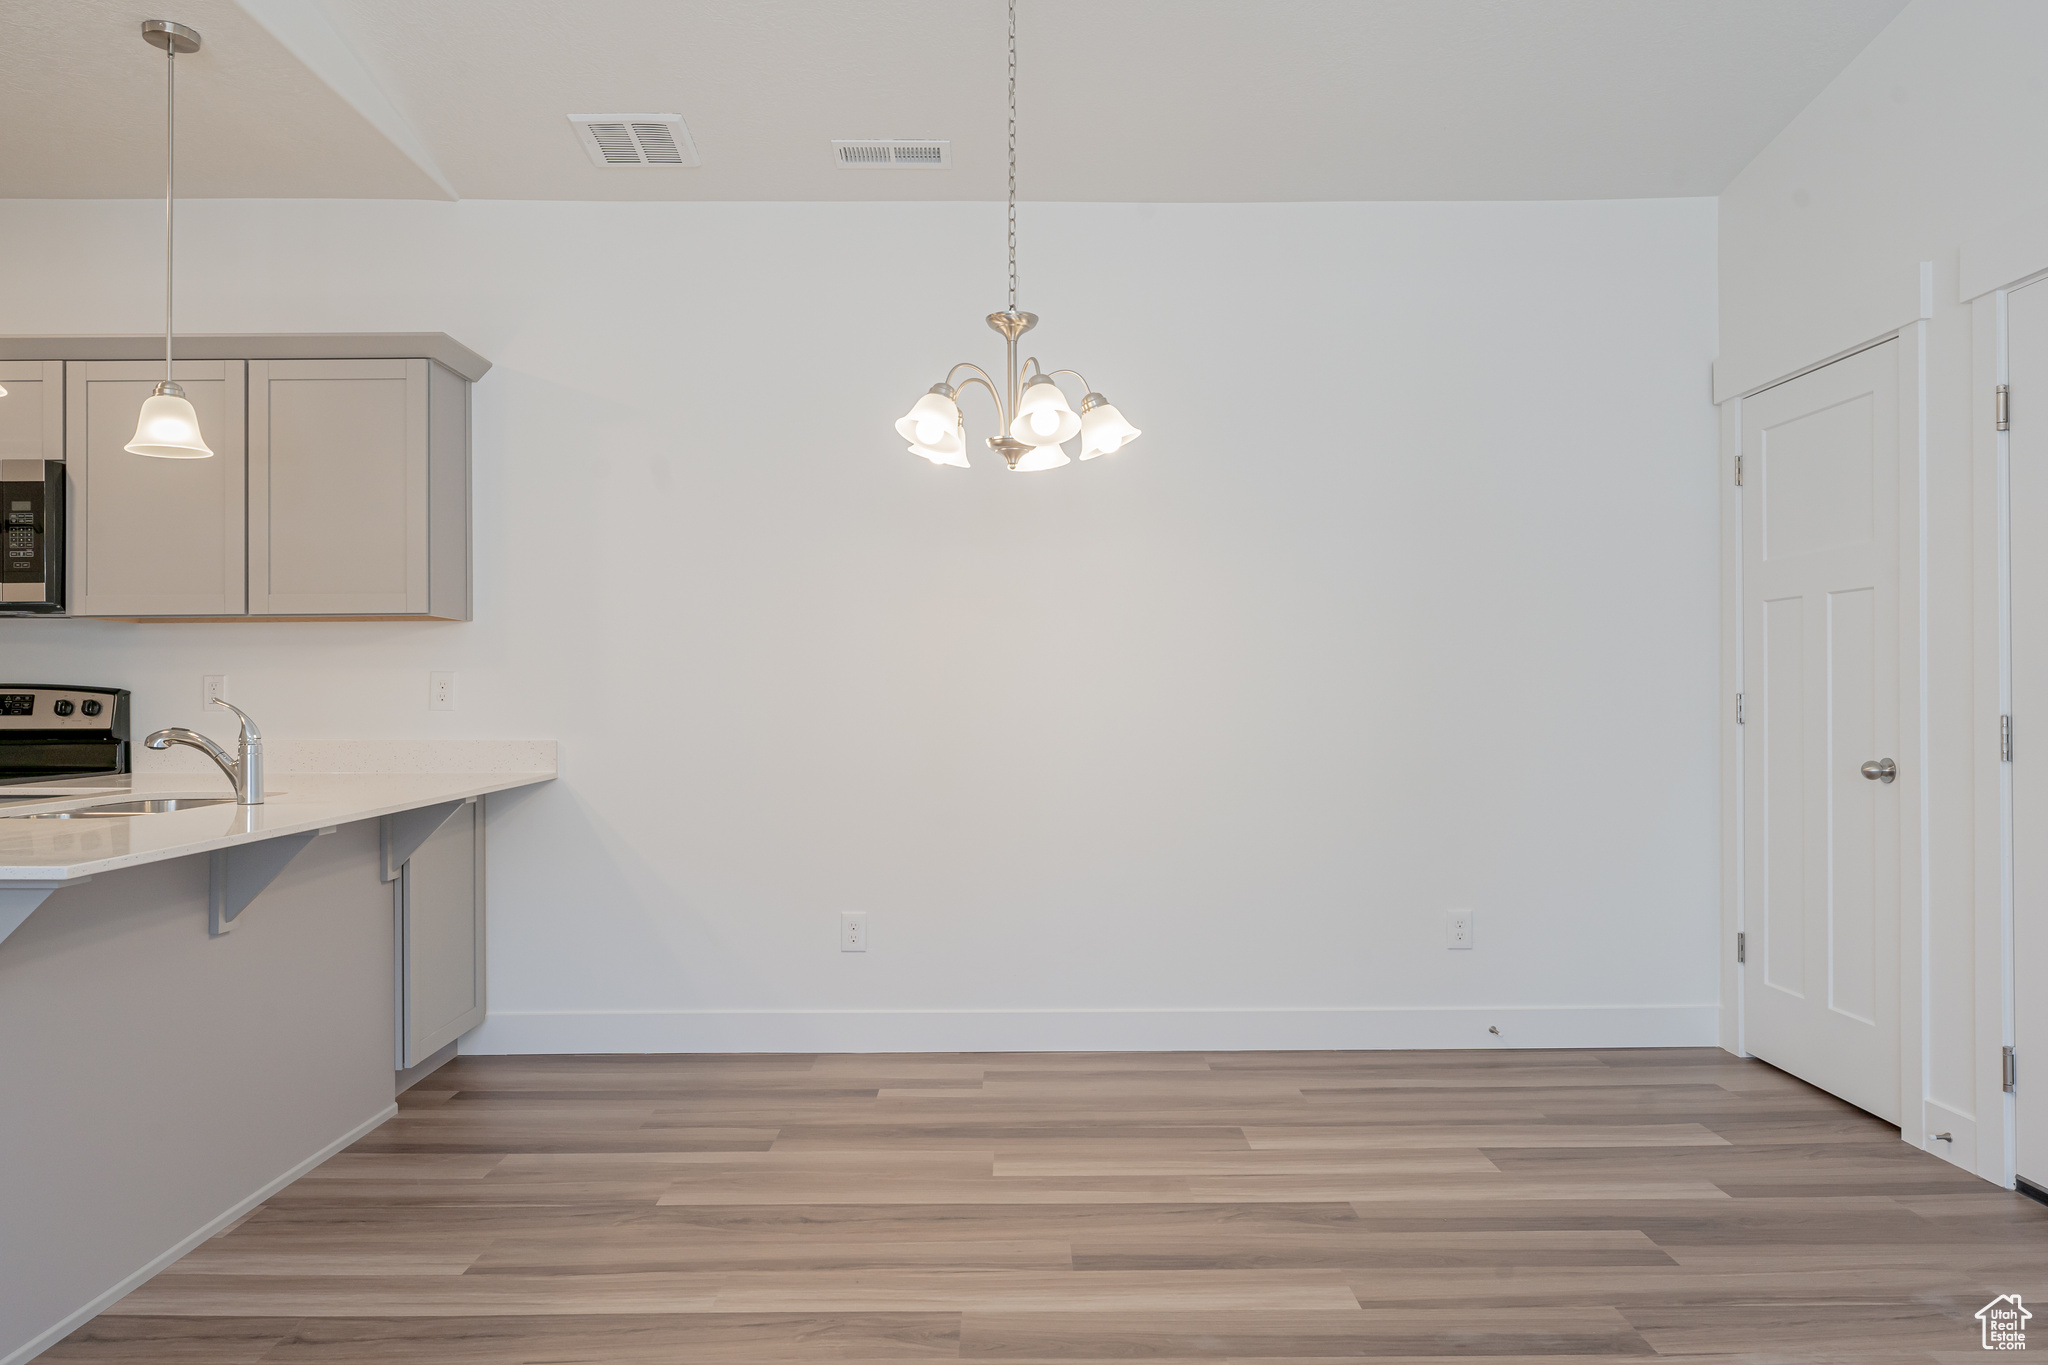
[0,361,63,462]
[68,360,247,617]
[398,799,485,1067]
[250,359,429,615]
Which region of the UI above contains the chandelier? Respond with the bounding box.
[895,0,1140,473]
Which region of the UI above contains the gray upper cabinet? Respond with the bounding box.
[68,359,248,618]
[0,361,62,463]
[6,334,485,622]
[249,358,468,617]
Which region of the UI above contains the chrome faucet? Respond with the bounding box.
[144,699,265,805]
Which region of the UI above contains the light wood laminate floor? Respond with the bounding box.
[54,1048,2048,1362]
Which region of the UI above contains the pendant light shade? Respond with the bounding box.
[1077,393,1141,459]
[126,385,214,458]
[128,19,212,460]
[1010,374,1081,447]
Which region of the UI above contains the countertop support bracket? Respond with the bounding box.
[209,828,336,936]
[0,878,91,947]
[380,798,469,883]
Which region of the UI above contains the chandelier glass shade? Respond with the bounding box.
[1078,394,1141,459]
[1011,375,1080,447]
[893,0,1138,474]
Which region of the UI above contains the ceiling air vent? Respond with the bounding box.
[832,140,951,170]
[567,114,701,168]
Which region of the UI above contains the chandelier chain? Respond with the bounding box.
[1007,0,1016,312]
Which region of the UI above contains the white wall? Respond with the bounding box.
[0,195,1722,1051]
[1716,0,2048,1180]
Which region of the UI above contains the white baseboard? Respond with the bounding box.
[464,1004,1719,1056]
[2,1102,398,1365]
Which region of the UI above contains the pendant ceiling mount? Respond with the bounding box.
[140,20,201,54]
[893,0,1140,473]
[127,18,214,459]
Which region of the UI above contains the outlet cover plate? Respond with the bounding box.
[1446,909,1473,949]
[841,911,868,952]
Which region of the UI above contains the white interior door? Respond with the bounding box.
[1741,340,1901,1124]
[2010,281,2048,1185]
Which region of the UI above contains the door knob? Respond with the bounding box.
[1861,758,1896,784]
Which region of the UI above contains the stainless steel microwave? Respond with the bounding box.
[1,459,63,615]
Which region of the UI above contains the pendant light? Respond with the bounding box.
[126,19,213,460]
[894,0,1139,473]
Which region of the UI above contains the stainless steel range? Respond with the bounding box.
[0,686,131,786]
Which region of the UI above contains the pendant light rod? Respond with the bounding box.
[140,21,200,391]
[164,33,175,383]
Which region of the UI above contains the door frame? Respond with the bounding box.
[1969,271,2048,1191]
[1719,316,1930,1151]
[1957,238,2048,1190]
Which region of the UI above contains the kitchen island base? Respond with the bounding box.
[0,822,397,1365]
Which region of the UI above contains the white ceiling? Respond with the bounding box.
[2,0,1908,202]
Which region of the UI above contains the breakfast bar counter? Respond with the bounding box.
[0,742,555,1362]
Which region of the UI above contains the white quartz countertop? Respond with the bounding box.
[0,768,554,881]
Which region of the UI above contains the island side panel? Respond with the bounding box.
[0,820,394,1361]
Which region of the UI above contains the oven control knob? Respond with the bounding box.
[80,699,103,717]
[52,700,75,717]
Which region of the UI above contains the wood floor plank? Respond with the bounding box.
[255,1312,961,1363]
[957,1305,1655,1358]
[38,1315,301,1362]
[106,1272,727,1316]
[467,1231,1078,1273]
[1242,1124,1731,1150]
[57,1047,2048,1363]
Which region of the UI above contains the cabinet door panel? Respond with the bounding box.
[68,360,247,617]
[250,358,429,615]
[399,799,485,1066]
[0,361,62,462]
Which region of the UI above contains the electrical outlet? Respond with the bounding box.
[1446,910,1474,949]
[429,671,456,711]
[202,674,228,708]
[841,911,868,952]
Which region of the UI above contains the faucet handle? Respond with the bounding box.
[210,697,262,743]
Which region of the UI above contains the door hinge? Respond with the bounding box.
[1998,384,2011,432]
[2006,1045,2019,1093]
[1736,931,1746,964]
[2003,713,2014,763]
[1736,692,1746,725]
[1734,453,1744,486]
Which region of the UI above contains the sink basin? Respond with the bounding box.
[2,798,237,819]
